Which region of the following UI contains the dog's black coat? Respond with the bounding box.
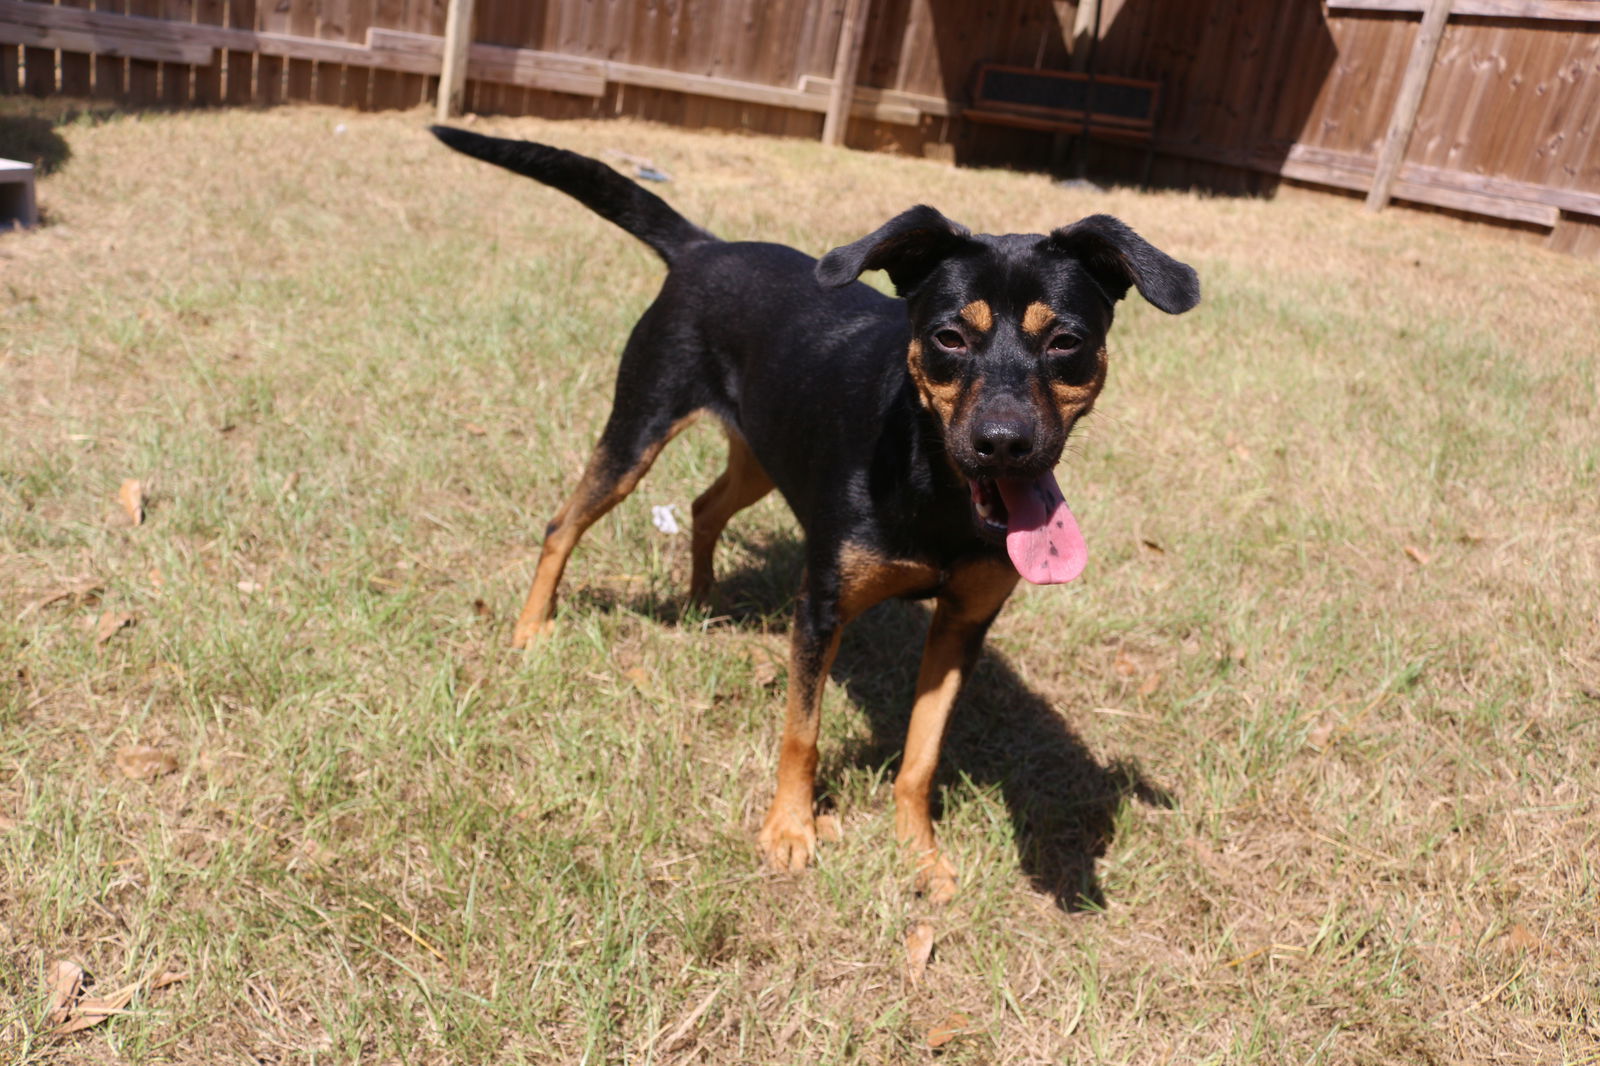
[431,125,1198,892]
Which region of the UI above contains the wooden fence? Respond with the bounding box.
[2,0,1597,255]
[1085,0,1600,256]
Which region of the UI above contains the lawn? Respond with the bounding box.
[1,101,1597,1065]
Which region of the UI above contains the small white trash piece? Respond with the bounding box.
[651,505,682,535]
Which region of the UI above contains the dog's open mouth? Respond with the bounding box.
[968,473,1088,585]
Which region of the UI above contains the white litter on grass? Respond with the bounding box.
[651,505,681,535]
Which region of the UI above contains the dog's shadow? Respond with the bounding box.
[575,531,1174,911]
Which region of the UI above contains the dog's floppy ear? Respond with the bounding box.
[816,205,975,295]
[1047,215,1200,314]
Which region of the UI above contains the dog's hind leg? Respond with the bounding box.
[511,406,699,648]
[688,430,774,605]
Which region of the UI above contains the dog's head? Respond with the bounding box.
[816,207,1199,584]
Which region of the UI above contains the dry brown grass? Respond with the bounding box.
[1,100,1597,1064]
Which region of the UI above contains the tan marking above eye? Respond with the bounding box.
[1022,301,1054,335]
[958,300,993,333]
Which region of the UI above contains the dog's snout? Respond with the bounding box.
[972,419,1036,463]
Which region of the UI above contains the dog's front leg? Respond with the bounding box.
[895,560,1018,903]
[758,586,843,872]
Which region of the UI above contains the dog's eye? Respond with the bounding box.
[1047,333,1082,354]
[1051,345,1098,387]
[933,329,967,354]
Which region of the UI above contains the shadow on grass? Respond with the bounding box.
[571,530,1174,911]
[0,114,71,176]
[828,598,1174,911]
[0,97,202,177]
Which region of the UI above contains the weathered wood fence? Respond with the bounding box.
[2,0,1597,255]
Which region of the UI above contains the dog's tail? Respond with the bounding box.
[430,126,712,267]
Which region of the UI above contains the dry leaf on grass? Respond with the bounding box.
[46,960,85,1025]
[1502,923,1544,954]
[752,658,783,689]
[656,987,718,1055]
[18,577,104,620]
[149,970,188,991]
[743,643,786,689]
[54,982,139,1034]
[95,611,135,645]
[1137,671,1163,697]
[117,479,144,526]
[905,921,935,986]
[287,838,338,870]
[1404,544,1431,566]
[925,1012,972,1049]
[623,666,663,701]
[46,964,188,1035]
[115,745,178,781]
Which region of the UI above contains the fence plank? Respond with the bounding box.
[366,0,404,109]
[821,0,869,146]
[22,42,54,96]
[0,20,210,64]
[161,0,194,106]
[89,0,124,97]
[123,0,162,103]
[368,29,606,96]
[315,0,349,106]
[284,0,314,101]
[58,0,95,95]
[433,0,470,120]
[190,0,224,102]
[1365,0,1453,210]
[1331,0,1600,20]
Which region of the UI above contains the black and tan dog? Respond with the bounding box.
[432,126,1199,901]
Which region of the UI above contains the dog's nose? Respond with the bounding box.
[972,419,1035,463]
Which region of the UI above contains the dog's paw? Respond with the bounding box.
[914,852,959,905]
[758,803,817,872]
[510,617,556,649]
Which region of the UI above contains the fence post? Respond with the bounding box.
[435,0,475,124]
[822,0,872,147]
[1365,0,1453,213]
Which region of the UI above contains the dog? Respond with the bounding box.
[432,125,1199,901]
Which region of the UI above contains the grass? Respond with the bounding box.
[1,100,1598,1065]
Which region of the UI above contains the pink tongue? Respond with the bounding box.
[994,472,1087,585]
